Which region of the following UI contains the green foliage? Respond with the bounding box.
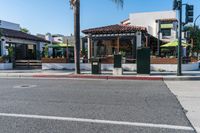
[44,46,49,58]
[3,46,14,63]
[111,0,124,8]
[81,49,87,56]
[20,27,30,33]
[0,29,2,37]
[8,46,14,58]
[120,50,126,57]
[184,25,200,56]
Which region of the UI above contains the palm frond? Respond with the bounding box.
[111,0,124,8]
[70,0,76,7]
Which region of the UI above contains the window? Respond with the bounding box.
[161,29,171,36]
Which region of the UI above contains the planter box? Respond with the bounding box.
[42,58,67,63]
[151,62,199,72]
[43,62,199,72]
[151,58,177,64]
[0,63,13,70]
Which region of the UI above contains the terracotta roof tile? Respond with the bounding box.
[0,28,49,43]
[82,24,146,34]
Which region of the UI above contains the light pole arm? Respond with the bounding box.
[194,15,200,27]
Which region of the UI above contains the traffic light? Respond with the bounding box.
[185,4,194,23]
[173,0,178,10]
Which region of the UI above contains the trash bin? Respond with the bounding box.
[113,54,123,75]
[114,54,122,68]
[137,48,151,75]
[91,58,101,74]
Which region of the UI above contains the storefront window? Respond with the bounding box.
[161,29,171,37]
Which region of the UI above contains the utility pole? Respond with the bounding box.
[173,0,182,76]
[157,20,161,57]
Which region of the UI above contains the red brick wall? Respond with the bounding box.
[151,58,177,64]
[42,58,67,63]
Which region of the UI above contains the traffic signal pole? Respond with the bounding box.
[173,0,194,76]
[177,0,182,76]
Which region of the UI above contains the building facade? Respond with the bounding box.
[125,11,178,42]
[0,20,48,69]
[82,11,180,60]
[82,24,147,63]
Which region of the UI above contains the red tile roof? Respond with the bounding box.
[0,28,49,43]
[82,24,146,34]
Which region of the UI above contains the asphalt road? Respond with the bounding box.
[0,78,195,133]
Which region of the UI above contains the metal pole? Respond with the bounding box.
[177,0,182,76]
[194,15,200,30]
[157,20,161,57]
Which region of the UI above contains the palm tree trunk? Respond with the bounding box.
[74,0,80,74]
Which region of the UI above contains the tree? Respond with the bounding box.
[184,25,200,58]
[69,0,124,74]
[20,27,30,34]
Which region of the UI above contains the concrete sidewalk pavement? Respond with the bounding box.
[165,81,200,133]
[0,69,200,81]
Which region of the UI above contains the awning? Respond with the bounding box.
[48,43,74,48]
[161,41,189,48]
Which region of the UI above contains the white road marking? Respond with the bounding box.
[0,113,194,131]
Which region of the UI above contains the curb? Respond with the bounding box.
[163,76,200,81]
[33,74,163,81]
[0,73,200,81]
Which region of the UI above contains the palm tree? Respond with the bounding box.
[70,0,124,74]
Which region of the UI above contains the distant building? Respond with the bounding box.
[0,20,20,31]
[37,33,78,46]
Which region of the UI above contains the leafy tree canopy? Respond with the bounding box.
[20,27,30,34]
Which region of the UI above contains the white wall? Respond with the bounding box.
[0,63,13,70]
[42,63,199,72]
[53,36,64,43]
[0,37,8,56]
[0,20,20,31]
[129,11,176,37]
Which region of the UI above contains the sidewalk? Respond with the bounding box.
[166,81,200,133]
[0,69,200,80]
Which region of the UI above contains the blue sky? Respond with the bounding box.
[0,0,199,35]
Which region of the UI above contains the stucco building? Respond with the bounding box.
[82,11,179,62]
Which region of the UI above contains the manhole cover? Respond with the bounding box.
[13,85,37,89]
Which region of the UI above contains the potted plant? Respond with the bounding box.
[0,56,3,63]
[2,55,9,63]
[120,51,126,64]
